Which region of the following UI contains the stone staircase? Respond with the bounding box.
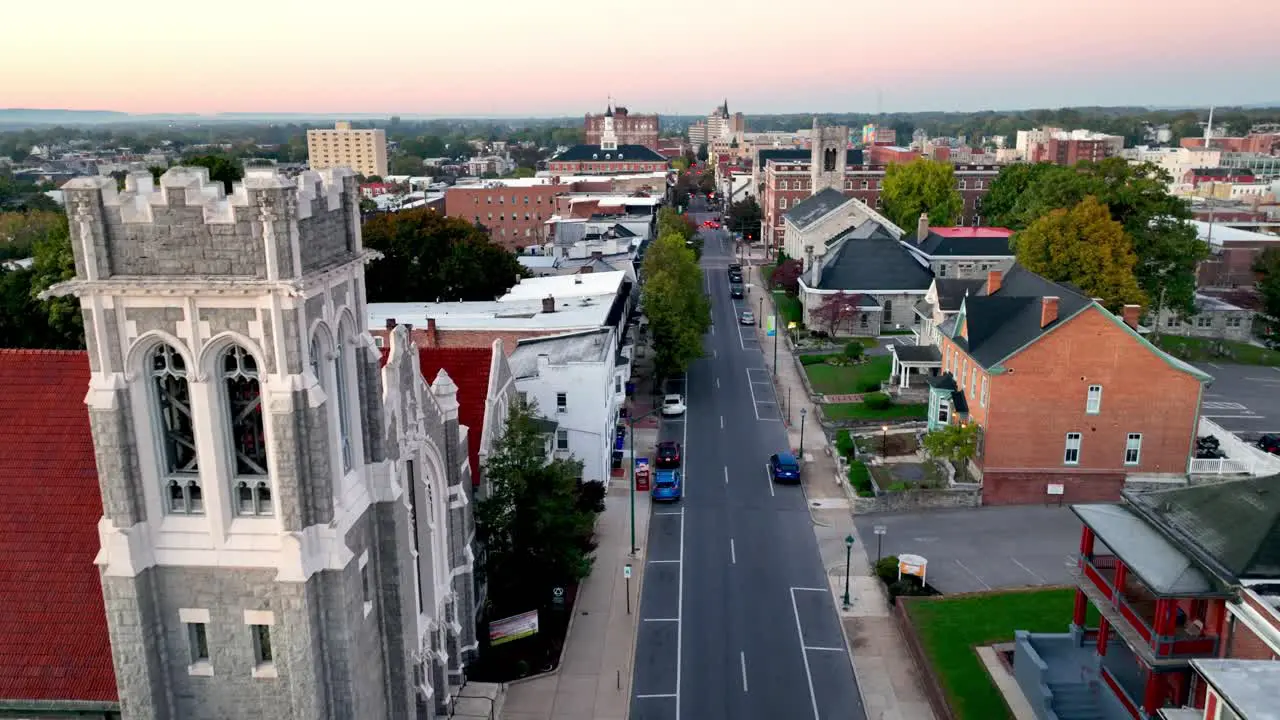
[1047,681,1105,720]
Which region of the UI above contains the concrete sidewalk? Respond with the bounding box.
[502,479,652,720]
[751,271,936,720]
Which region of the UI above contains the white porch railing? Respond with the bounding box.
[1193,417,1280,476]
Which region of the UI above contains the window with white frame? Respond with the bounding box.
[780,197,788,209]
[1124,433,1142,465]
[151,344,203,515]
[980,376,988,407]
[780,180,788,190]
[180,608,211,674]
[1226,316,1243,328]
[556,429,569,450]
[556,392,567,412]
[1195,315,1213,328]
[222,346,272,516]
[360,550,373,617]
[334,327,355,473]
[937,399,950,424]
[1166,315,1178,328]
[861,179,869,190]
[1086,385,1102,414]
[1064,432,1082,465]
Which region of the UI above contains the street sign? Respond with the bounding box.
[873,525,887,536]
[552,587,565,606]
[624,564,633,579]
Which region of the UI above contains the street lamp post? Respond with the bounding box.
[799,407,808,459]
[881,425,889,457]
[843,534,855,609]
[772,311,779,377]
[758,296,763,324]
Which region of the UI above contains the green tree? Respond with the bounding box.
[1013,196,1145,311]
[183,154,244,193]
[657,206,701,257]
[147,165,167,184]
[1253,248,1280,346]
[695,144,708,162]
[728,196,761,240]
[671,156,690,172]
[921,423,979,483]
[642,233,710,380]
[361,208,528,302]
[880,158,963,230]
[0,212,83,349]
[505,167,536,179]
[388,155,424,176]
[981,163,1057,228]
[476,398,596,616]
[0,210,63,259]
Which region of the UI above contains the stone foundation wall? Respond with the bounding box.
[851,486,982,514]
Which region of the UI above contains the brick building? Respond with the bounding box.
[1182,167,1257,187]
[584,104,659,150]
[444,179,564,251]
[546,145,667,176]
[1181,133,1280,154]
[1036,136,1113,165]
[1013,475,1280,719]
[927,265,1211,505]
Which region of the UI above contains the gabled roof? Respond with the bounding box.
[951,264,1094,368]
[934,278,987,312]
[784,187,850,230]
[418,347,494,486]
[815,230,934,292]
[1125,474,1280,583]
[907,227,1015,257]
[552,144,666,163]
[0,350,118,707]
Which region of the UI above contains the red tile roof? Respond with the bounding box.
[0,349,117,705]
[419,347,493,486]
[378,346,495,486]
[930,227,1014,238]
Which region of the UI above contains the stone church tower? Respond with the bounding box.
[48,167,470,719]
[809,118,849,195]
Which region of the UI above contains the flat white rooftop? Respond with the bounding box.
[368,293,616,331]
[500,270,627,302]
[1191,220,1279,245]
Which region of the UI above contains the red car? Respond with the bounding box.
[702,220,721,229]
[656,441,682,468]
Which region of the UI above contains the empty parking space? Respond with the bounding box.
[632,508,685,714]
[853,506,1082,594]
[789,588,863,720]
[1197,363,1280,438]
[746,367,781,422]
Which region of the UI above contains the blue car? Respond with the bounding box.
[769,452,801,484]
[652,469,683,501]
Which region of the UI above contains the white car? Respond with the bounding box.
[740,310,755,325]
[661,394,687,416]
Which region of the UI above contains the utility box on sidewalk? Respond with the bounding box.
[634,459,651,491]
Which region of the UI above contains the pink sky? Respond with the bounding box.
[4,0,1278,115]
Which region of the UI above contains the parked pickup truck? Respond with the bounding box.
[652,469,683,501]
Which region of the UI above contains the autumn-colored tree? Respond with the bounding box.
[809,291,864,336]
[770,259,803,295]
[880,158,963,230]
[1013,196,1146,311]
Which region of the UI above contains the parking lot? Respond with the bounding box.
[852,505,1082,594]
[1198,362,1280,439]
[746,367,781,422]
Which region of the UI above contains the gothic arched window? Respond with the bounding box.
[334,325,355,473]
[151,344,203,515]
[222,345,272,516]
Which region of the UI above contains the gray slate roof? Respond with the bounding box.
[893,345,941,363]
[815,231,934,292]
[1190,659,1280,720]
[553,144,666,163]
[507,328,614,378]
[784,188,850,230]
[951,264,1094,368]
[908,231,1015,257]
[1125,473,1280,582]
[934,278,987,312]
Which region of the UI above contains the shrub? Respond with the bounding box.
[887,481,909,492]
[857,378,885,393]
[874,555,900,585]
[576,481,606,513]
[862,392,892,410]
[847,460,874,495]
[800,353,832,366]
[835,429,854,458]
[843,341,865,362]
[888,578,931,603]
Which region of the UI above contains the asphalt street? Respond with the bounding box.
[631,197,865,720]
[1195,361,1280,439]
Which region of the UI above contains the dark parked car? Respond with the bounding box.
[730,283,744,298]
[769,452,801,484]
[656,441,682,468]
[1259,434,1280,455]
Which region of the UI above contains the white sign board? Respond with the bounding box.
[873,525,887,536]
[624,564,632,579]
[1047,483,1065,496]
[898,553,929,585]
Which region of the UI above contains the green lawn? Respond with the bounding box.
[772,291,803,326]
[907,589,1095,720]
[805,355,893,394]
[1153,335,1280,366]
[823,401,927,421]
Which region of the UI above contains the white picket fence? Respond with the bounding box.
[1193,417,1280,476]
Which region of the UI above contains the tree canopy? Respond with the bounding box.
[979,162,1060,228]
[475,398,597,617]
[880,158,963,230]
[810,291,865,336]
[729,196,761,240]
[0,211,83,349]
[182,154,244,193]
[1253,248,1280,346]
[922,423,980,483]
[990,158,1206,314]
[1013,196,1145,311]
[361,208,527,302]
[642,232,710,379]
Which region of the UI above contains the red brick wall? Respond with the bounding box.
[445,185,562,251]
[370,326,572,355]
[1227,619,1279,660]
[983,306,1201,478]
[982,471,1125,505]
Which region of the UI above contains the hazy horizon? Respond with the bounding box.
[5,0,1278,117]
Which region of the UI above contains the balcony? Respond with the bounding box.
[1074,554,1220,662]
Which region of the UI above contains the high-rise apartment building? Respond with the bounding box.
[307,121,389,177]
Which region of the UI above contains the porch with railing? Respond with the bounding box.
[1191,417,1280,476]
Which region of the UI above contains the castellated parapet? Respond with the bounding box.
[60,166,363,282]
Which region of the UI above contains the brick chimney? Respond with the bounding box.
[591,250,603,260]
[1121,304,1141,330]
[385,318,397,330]
[578,266,594,274]
[986,270,1002,295]
[916,213,930,245]
[1040,296,1059,328]
[425,318,439,346]
[542,295,556,313]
